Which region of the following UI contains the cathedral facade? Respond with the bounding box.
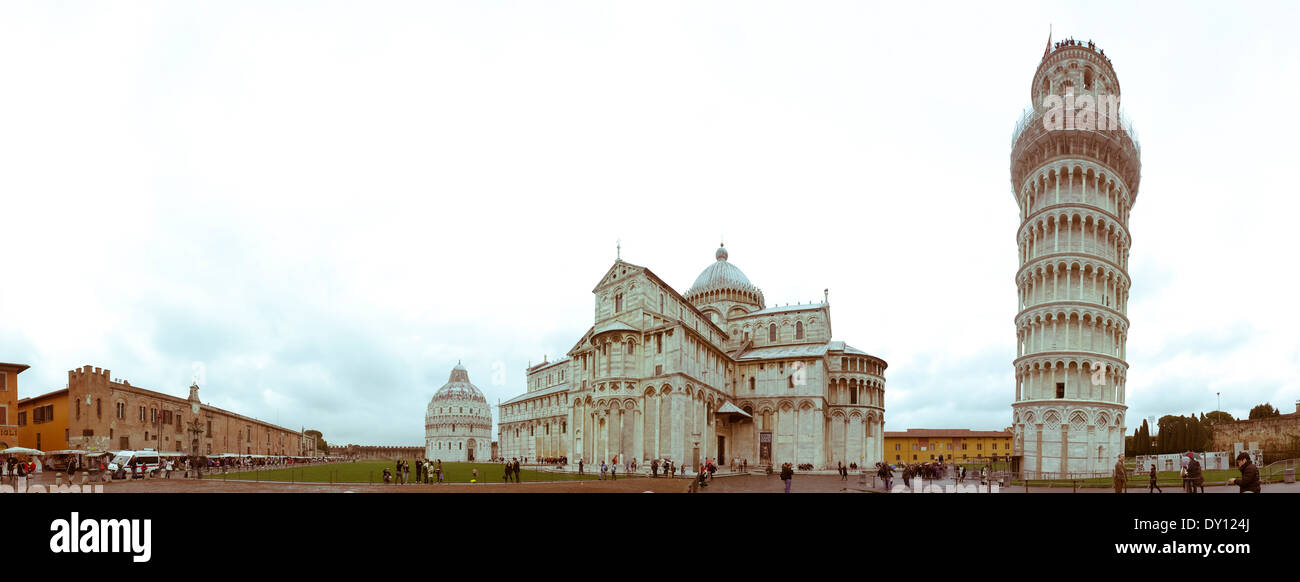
[498,245,886,471]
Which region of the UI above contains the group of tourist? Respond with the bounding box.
[1051,37,1108,62]
[501,458,523,482]
[1,458,37,482]
[385,459,446,484]
[1117,452,1261,493]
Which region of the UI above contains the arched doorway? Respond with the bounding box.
[466,439,476,461]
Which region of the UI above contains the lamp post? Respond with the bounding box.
[186,419,204,479]
[1217,392,1221,415]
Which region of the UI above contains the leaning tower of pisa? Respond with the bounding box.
[1009,38,1141,477]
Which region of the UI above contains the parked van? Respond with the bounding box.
[106,450,163,479]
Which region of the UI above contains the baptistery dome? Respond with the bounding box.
[684,244,765,309]
[431,362,487,403]
[425,362,493,462]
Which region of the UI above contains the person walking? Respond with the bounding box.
[1226,452,1261,493]
[1180,453,1191,493]
[1148,465,1162,493]
[610,462,617,480]
[1113,454,1128,493]
[578,459,584,476]
[780,462,794,493]
[651,458,659,478]
[1187,454,1204,493]
[599,460,607,480]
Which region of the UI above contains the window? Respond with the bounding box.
[1056,382,1066,399]
[769,324,777,342]
[787,375,794,389]
[0,372,5,391]
[655,365,663,375]
[139,406,146,422]
[992,443,998,449]
[562,422,567,434]
[850,388,858,405]
[841,357,847,370]
[795,322,804,340]
[749,377,755,391]
[962,443,967,450]
[977,444,983,450]
[627,341,634,355]
[656,333,662,354]
[615,294,623,313]
[97,399,101,419]
[894,444,900,451]
[75,399,81,419]
[151,408,157,423]
[660,295,664,313]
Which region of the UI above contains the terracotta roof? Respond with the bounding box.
[884,429,1012,438]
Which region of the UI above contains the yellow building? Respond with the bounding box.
[0,362,29,448]
[883,429,1013,464]
[16,388,71,452]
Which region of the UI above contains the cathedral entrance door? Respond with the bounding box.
[717,436,725,465]
[692,446,700,471]
[467,439,476,461]
[759,432,772,465]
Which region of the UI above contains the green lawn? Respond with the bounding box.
[210,461,604,484]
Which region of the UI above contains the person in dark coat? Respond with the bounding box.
[779,462,794,493]
[1186,455,1204,493]
[1148,464,1162,493]
[1227,452,1261,493]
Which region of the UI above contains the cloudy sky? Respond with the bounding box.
[2,1,1296,445]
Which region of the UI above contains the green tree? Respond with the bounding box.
[1205,410,1234,425]
[1136,419,1151,455]
[1157,415,1181,454]
[1249,403,1280,420]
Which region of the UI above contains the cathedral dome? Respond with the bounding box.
[684,245,765,308]
[430,362,487,404]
